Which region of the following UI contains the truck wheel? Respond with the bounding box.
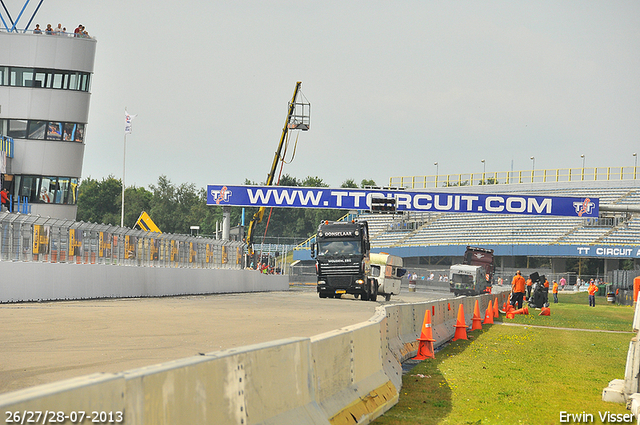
[354,293,360,299]
[319,292,327,298]
[385,294,391,302]
[361,284,370,301]
[369,280,378,302]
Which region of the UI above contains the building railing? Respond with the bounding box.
[0,28,95,40]
[0,212,244,269]
[389,166,639,189]
[1,135,14,158]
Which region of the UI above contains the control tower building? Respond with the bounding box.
[0,22,96,220]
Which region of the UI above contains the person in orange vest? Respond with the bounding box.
[543,277,550,305]
[511,271,526,309]
[552,280,559,303]
[588,280,599,307]
[526,277,533,299]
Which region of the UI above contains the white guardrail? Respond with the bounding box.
[603,299,640,422]
[0,292,509,424]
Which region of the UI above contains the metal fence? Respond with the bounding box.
[0,212,245,269]
[390,166,639,189]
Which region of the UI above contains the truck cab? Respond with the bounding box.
[312,220,378,301]
[450,264,490,296]
[449,246,494,296]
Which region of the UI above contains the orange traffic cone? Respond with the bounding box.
[506,304,515,314]
[483,300,494,324]
[506,311,515,319]
[513,306,529,315]
[452,304,468,341]
[502,302,507,312]
[413,310,435,360]
[539,307,551,316]
[493,297,499,318]
[471,300,482,331]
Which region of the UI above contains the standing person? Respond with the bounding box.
[543,277,550,305]
[511,271,526,309]
[588,280,599,307]
[54,23,63,35]
[526,276,533,299]
[1,188,9,211]
[552,280,559,303]
[560,276,566,291]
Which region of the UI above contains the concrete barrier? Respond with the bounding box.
[0,262,288,303]
[0,292,508,424]
[603,299,640,416]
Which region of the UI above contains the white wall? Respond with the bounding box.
[0,262,288,303]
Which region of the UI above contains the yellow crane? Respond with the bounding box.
[246,81,310,257]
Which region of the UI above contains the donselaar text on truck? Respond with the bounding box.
[311,220,405,301]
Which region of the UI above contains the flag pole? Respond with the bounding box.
[121,129,126,227]
[122,109,136,227]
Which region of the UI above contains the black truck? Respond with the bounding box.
[311,220,378,301]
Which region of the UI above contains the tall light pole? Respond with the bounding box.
[434,162,438,188]
[580,154,585,181]
[634,153,637,179]
[481,159,486,174]
[530,156,535,170]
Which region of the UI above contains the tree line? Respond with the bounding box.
[76,175,377,240]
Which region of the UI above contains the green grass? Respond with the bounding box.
[373,293,635,425]
[498,292,635,332]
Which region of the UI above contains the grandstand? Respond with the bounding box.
[353,174,640,280]
[362,180,639,249]
[289,167,639,285]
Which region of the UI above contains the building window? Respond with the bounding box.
[13,175,78,205]
[28,121,47,139]
[7,120,27,138]
[0,66,91,92]
[47,122,63,140]
[1,119,85,142]
[15,175,40,203]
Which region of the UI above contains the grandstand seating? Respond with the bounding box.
[362,186,640,249]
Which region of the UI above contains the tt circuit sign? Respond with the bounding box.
[207,185,599,218]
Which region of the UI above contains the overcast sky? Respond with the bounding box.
[15,0,640,190]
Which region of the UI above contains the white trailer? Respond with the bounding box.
[369,253,405,301]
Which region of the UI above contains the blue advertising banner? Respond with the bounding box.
[207,185,599,218]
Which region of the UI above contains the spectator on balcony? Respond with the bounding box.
[33,24,42,34]
[54,23,63,35]
[45,24,53,35]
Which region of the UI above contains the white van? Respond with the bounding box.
[369,253,405,301]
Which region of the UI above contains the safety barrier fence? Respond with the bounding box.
[390,166,639,189]
[0,212,245,270]
[0,292,510,424]
[603,286,640,424]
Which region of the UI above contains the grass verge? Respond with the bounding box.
[373,293,635,425]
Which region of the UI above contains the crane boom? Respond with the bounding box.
[246,82,309,257]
